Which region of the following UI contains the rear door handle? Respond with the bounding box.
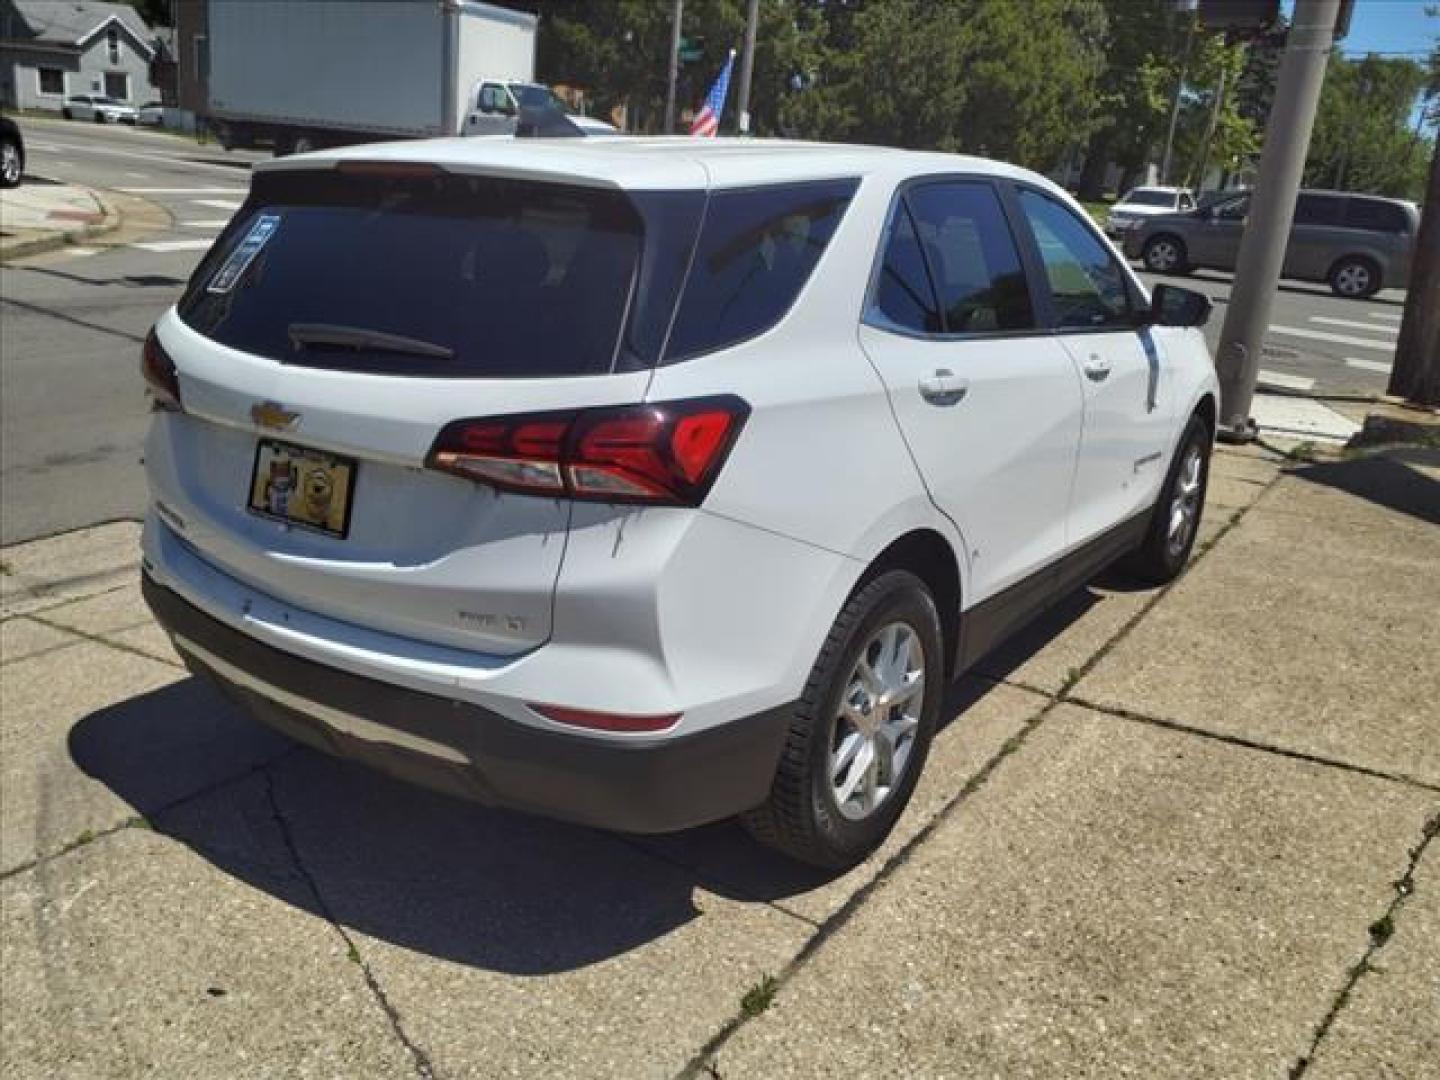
[918,368,969,407]
[1082,354,1112,382]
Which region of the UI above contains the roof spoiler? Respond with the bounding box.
[515,103,587,139]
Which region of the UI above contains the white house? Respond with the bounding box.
[0,0,159,112]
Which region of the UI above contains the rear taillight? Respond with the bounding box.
[427,396,748,506]
[141,328,182,411]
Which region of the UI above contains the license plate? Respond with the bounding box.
[247,438,357,538]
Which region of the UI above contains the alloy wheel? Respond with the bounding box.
[829,621,925,821]
[1146,239,1180,273]
[1334,262,1372,297]
[1166,443,1204,558]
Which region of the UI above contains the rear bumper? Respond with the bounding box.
[143,573,793,834]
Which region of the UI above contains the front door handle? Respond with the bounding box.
[918,368,969,407]
[1082,354,1112,382]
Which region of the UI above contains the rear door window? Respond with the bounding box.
[664,179,857,362]
[180,169,664,378]
[903,181,1035,334]
[1344,198,1410,233]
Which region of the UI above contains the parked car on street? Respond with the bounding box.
[140,139,1219,868]
[138,100,166,127]
[1126,188,1418,298]
[1104,185,1196,238]
[0,116,24,188]
[61,94,139,124]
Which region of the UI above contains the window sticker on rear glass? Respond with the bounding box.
[207,213,281,294]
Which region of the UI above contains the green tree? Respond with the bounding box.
[785,0,1104,168]
[1076,0,1192,199]
[1305,53,1431,199]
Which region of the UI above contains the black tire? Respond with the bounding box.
[1122,413,1212,585]
[93,112,105,124]
[1329,255,1381,299]
[0,138,21,189]
[1142,234,1190,275]
[741,570,943,869]
[62,108,73,120]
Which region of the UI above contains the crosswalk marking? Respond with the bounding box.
[1344,357,1393,374]
[1367,311,1402,322]
[132,239,216,253]
[180,219,231,229]
[119,187,246,194]
[191,198,242,210]
[1267,325,1394,352]
[1257,370,1315,392]
[1309,315,1398,334]
[61,247,99,257]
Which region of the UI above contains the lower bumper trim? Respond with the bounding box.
[143,573,793,834]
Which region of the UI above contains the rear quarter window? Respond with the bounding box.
[663,178,858,362]
[1344,198,1411,234]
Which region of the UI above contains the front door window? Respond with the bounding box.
[103,72,128,101]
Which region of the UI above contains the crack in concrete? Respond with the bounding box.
[1067,696,1440,794]
[25,610,185,670]
[261,770,440,1080]
[0,748,295,882]
[1288,809,1440,1078]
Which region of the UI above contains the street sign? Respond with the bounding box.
[1196,0,1280,30]
[678,36,703,63]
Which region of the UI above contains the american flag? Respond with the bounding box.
[689,50,736,138]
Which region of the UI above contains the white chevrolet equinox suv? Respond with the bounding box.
[141,138,1219,868]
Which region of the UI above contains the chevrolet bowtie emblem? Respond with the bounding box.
[250,401,301,431]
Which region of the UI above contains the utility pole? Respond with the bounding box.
[735,0,760,135]
[1160,9,1197,185]
[1387,134,1440,408]
[664,0,683,135]
[1215,0,1341,440]
[1190,64,1229,190]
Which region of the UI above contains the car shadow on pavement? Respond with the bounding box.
[67,597,1095,974]
[1288,450,1440,527]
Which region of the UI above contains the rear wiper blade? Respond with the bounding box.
[287,323,454,361]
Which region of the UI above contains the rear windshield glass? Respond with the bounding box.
[664,178,858,363]
[180,170,653,378]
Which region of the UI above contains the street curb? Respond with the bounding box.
[0,180,123,262]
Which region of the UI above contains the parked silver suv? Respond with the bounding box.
[1125,189,1418,298]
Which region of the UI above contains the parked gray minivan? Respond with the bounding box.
[1124,189,1419,298]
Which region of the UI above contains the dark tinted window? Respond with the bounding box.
[179,170,676,378]
[871,201,942,334]
[905,182,1034,333]
[1344,197,1411,233]
[1294,193,1344,227]
[665,179,857,361]
[1017,188,1133,329]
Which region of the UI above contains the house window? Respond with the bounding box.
[37,67,65,95]
[107,26,120,64]
[104,72,129,100]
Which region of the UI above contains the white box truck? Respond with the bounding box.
[204,0,602,155]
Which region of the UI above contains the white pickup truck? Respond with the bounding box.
[202,0,611,156]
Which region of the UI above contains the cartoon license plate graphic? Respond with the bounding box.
[248,439,357,538]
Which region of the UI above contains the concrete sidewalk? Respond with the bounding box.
[0,178,119,260]
[2,444,1437,1079]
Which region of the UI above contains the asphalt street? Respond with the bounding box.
[0,118,1408,545]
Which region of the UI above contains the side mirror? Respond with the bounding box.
[1150,284,1212,328]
